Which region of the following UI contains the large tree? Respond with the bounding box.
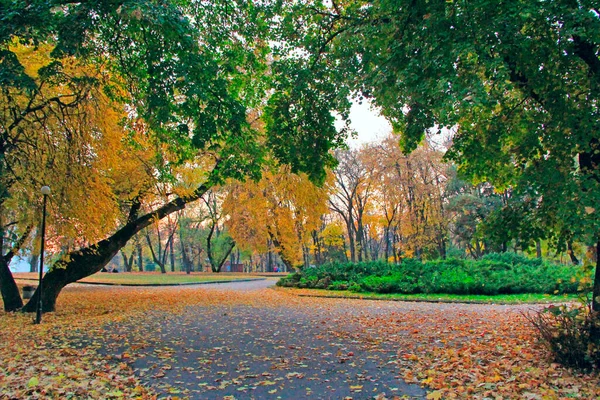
[277,0,600,310]
[2,0,348,312]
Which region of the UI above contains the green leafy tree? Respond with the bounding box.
[277,0,600,311]
[1,0,347,312]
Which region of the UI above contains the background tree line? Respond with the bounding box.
[80,133,594,275]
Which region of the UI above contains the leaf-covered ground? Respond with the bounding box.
[1,280,599,399]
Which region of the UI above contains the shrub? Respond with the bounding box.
[348,282,363,292]
[361,274,419,294]
[276,273,301,287]
[329,281,349,291]
[528,301,600,370]
[276,254,585,296]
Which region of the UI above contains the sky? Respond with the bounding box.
[345,100,392,148]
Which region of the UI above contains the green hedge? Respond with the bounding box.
[276,253,583,295]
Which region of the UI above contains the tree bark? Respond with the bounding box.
[0,225,31,311]
[179,224,191,274]
[120,250,134,272]
[21,180,212,313]
[593,239,600,313]
[145,233,166,274]
[567,241,579,265]
[169,238,176,272]
[136,242,144,272]
[0,257,22,311]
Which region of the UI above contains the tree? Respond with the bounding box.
[202,189,235,273]
[277,0,600,311]
[225,166,330,271]
[3,0,347,312]
[328,149,372,263]
[368,138,449,260]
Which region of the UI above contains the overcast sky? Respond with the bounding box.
[345,100,392,148]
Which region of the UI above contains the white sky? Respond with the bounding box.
[345,100,392,148]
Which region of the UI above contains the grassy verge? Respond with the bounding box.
[280,287,583,304]
[13,272,263,286]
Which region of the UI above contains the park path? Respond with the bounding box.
[93,280,545,399]
[98,279,430,399]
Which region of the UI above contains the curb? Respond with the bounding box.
[15,277,266,287]
[273,287,568,305]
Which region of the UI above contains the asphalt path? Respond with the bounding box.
[99,279,427,399]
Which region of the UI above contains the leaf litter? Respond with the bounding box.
[0,282,598,399]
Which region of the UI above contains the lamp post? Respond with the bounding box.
[35,185,50,324]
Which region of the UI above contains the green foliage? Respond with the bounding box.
[279,253,584,296]
[274,0,600,306]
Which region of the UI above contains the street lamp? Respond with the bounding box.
[35,185,50,324]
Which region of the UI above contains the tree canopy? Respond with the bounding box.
[276,0,600,308]
[0,0,349,311]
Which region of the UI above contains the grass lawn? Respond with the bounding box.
[13,271,263,286]
[281,287,583,304]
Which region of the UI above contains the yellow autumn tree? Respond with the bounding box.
[0,43,160,310]
[224,166,330,270]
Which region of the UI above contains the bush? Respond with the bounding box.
[361,273,420,294]
[276,253,585,296]
[529,302,600,370]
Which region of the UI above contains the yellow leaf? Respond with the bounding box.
[427,391,443,400]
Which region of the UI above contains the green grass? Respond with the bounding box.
[286,288,583,304]
[14,272,262,286]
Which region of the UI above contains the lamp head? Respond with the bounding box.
[41,186,51,195]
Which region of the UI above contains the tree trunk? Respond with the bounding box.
[136,242,144,272]
[210,242,235,273]
[146,233,166,274]
[169,236,176,272]
[120,250,134,272]
[567,241,579,265]
[536,240,542,259]
[593,239,600,313]
[0,223,31,311]
[179,225,191,274]
[347,215,356,263]
[29,251,39,273]
[22,180,212,313]
[0,257,23,311]
[439,238,447,260]
[267,243,273,273]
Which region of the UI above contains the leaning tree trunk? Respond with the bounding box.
[0,226,32,311]
[22,181,212,313]
[0,257,22,312]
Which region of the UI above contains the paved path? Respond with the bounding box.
[99,280,427,399]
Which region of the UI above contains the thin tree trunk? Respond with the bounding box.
[567,241,579,265]
[29,251,39,273]
[179,224,191,274]
[536,240,542,259]
[169,236,176,272]
[593,239,600,313]
[145,233,166,274]
[120,250,134,272]
[0,225,32,311]
[137,242,144,272]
